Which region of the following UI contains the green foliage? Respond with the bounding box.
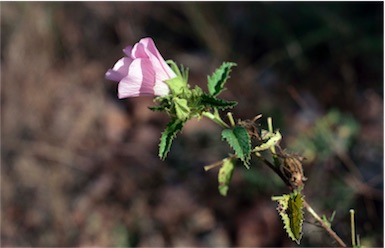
[253,130,282,152]
[173,97,190,121]
[148,96,172,112]
[288,191,304,243]
[207,62,237,97]
[272,190,304,244]
[200,94,237,110]
[218,157,236,196]
[152,62,240,160]
[159,118,185,160]
[166,60,189,95]
[166,76,186,95]
[322,211,336,228]
[221,126,251,168]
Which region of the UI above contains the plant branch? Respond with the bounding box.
[255,153,291,187]
[303,200,347,247]
[257,152,347,247]
[202,110,229,129]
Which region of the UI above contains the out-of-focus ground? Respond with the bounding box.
[1,2,383,247]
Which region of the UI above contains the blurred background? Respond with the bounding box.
[1,2,383,247]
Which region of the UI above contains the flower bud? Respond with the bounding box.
[106,37,176,98]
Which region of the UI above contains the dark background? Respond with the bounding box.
[1,2,383,247]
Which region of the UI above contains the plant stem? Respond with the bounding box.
[267,117,281,168]
[256,153,290,186]
[202,111,229,128]
[257,152,347,247]
[350,209,356,247]
[204,160,223,171]
[227,112,235,127]
[267,117,276,154]
[303,200,347,247]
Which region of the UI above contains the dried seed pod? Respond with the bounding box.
[282,155,307,188]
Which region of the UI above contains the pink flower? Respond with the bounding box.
[105,37,176,98]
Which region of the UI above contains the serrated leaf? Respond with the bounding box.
[207,62,237,96]
[272,191,304,244]
[221,126,251,168]
[173,97,190,121]
[159,118,185,160]
[218,158,236,196]
[149,96,172,112]
[288,191,304,243]
[201,94,238,110]
[148,105,166,112]
[253,130,282,152]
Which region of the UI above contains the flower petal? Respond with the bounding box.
[140,37,176,79]
[118,58,156,98]
[123,46,133,56]
[106,38,173,99]
[153,79,171,96]
[131,42,149,59]
[105,57,133,82]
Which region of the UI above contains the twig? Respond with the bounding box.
[303,200,347,247]
[256,154,291,187]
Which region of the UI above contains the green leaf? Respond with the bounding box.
[218,157,236,196]
[166,60,190,95]
[148,105,166,112]
[159,118,185,160]
[221,126,251,168]
[167,60,183,78]
[166,76,187,95]
[321,211,336,228]
[253,130,282,152]
[288,191,304,243]
[201,94,238,110]
[149,96,172,112]
[207,62,237,96]
[272,191,304,244]
[173,97,190,121]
